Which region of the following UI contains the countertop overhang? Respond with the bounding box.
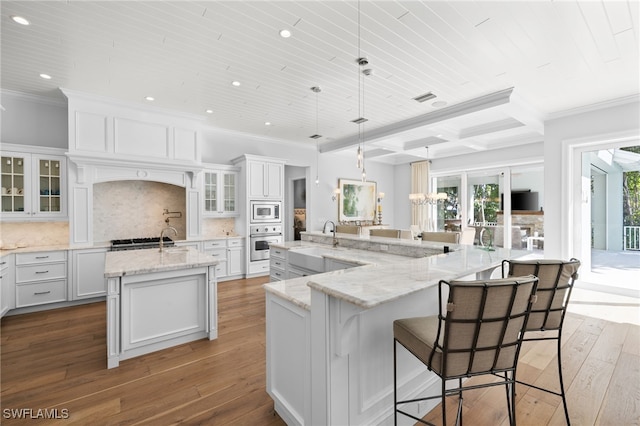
[104,247,219,278]
[264,244,529,311]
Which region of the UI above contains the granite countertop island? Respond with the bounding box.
[264,242,532,426]
[105,246,220,277]
[104,247,219,368]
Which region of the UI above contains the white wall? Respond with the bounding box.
[545,98,640,259]
[201,128,397,233]
[1,91,68,148]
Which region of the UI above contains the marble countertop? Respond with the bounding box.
[0,235,245,256]
[104,247,219,278]
[271,241,409,266]
[264,245,529,311]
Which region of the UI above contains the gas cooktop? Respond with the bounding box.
[110,237,175,251]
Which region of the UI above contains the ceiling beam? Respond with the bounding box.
[319,87,515,153]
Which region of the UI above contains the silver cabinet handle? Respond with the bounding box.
[35,256,49,259]
[35,270,49,274]
[34,291,51,295]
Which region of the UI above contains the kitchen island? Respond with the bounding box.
[104,247,219,369]
[264,243,530,425]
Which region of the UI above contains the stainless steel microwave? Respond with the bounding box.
[250,201,281,223]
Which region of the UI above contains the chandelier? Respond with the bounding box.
[409,192,448,205]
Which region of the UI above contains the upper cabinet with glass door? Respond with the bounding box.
[203,166,238,217]
[1,150,67,220]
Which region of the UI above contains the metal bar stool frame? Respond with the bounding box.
[502,258,581,426]
[393,276,539,426]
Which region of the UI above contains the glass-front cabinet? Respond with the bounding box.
[203,167,238,217]
[1,151,66,219]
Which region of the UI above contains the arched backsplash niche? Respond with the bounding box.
[93,180,186,243]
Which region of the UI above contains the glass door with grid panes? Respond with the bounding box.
[1,154,29,214]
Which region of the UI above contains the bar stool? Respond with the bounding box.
[502,258,580,425]
[393,275,539,425]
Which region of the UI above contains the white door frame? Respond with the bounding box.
[563,129,640,273]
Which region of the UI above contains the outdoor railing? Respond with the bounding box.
[624,226,640,251]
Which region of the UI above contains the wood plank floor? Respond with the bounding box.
[2,276,639,425]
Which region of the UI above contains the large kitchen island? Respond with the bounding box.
[265,237,530,425]
[104,247,219,369]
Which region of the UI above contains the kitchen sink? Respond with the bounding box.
[288,246,340,272]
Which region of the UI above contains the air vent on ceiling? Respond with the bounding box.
[413,92,437,103]
[351,117,368,124]
[309,134,322,139]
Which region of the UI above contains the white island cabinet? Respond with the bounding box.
[264,245,527,425]
[104,247,219,369]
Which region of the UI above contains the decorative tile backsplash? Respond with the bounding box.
[202,217,237,237]
[93,180,186,242]
[0,221,69,248]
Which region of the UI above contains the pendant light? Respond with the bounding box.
[310,86,322,186]
[354,0,367,181]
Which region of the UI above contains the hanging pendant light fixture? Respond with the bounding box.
[310,86,322,186]
[354,0,368,181]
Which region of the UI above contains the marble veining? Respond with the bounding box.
[104,247,219,278]
[264,245,530,310]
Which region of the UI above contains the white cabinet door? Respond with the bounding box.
[71,248,107,300]
[248,161,266,199]
[227,247,244,276]
[1,254,15,317]
[266,163,283,199]
[248,161,283,199]
[203,170,238,217]
[1,151,67,220]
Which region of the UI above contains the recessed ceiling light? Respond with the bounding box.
[144,96,155,101]
[205,109,213,114]
[279,29,292,38]
[11,15,30,25]
[432,100,447,108]
[39,73,52,80]
[231,81,241,87]
[265,122,272,126]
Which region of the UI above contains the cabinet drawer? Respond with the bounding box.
[203,240,226,250]
[271,247,287,259]
[227,238,244,247]
[16,262,67,283]
[270,258,286,270]
[16,280,67,307]
[16,251,67,265]
[270,270,285,281]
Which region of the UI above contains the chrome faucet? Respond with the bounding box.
[159,226,178,252]
[323,220,338,247]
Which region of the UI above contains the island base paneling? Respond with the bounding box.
[107,266,217,369]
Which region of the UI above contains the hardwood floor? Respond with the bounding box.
[2,276,638,425]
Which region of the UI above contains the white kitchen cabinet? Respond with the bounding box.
[1,149,67,220]
[203,167,238,217]
[15,250,68,307]
[269,246,287,281]
[248,160,283,199]
[71,248,107,300]
[227,238,245,278]
[1,253,15,318]
[203,238,244,281]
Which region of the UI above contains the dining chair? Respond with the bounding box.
[370,228,401,238]
[335,225,361,235]
[393,275,539,425]
[420,231,460,244]
[502,258,581,425]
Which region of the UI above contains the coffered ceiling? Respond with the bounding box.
[1,1,638,164]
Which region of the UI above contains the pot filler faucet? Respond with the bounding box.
[323,220,338,247]
[159,226,178,252]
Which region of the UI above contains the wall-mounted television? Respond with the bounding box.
[501,190,539,211]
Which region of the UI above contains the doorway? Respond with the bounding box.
[292,178,306,240]
[578,144,640,297]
